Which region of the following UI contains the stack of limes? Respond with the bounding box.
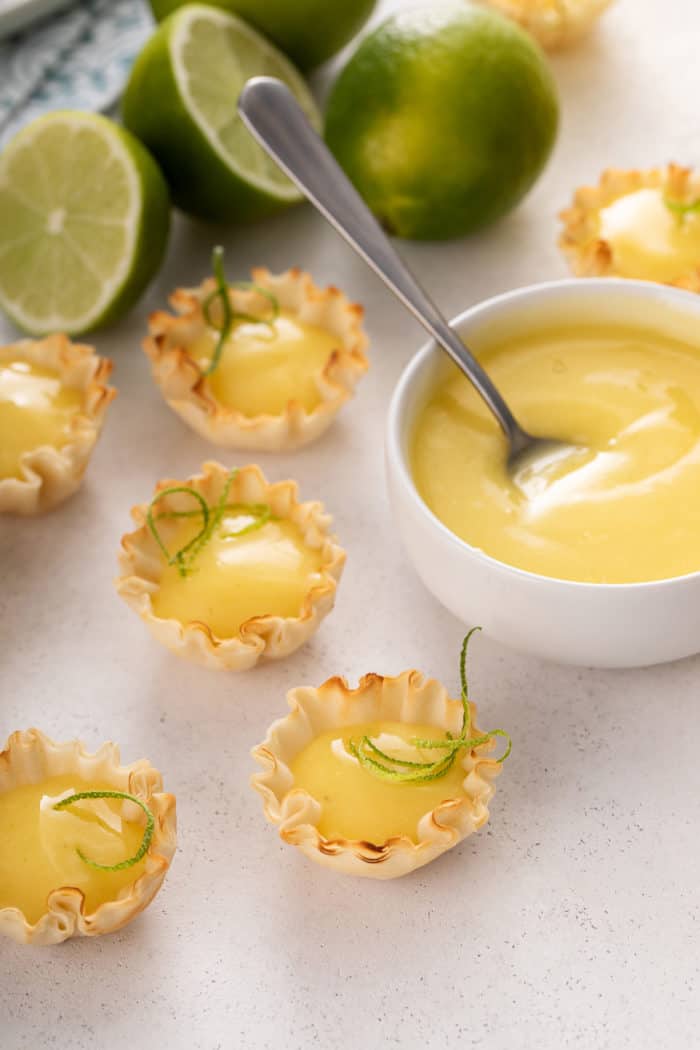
[0,0,559,335]
[0,3,326,335]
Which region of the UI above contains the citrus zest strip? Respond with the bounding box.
[53,791,155,873]
[347,628,512,784]
[146,468,272,578]
[202,246,279,376]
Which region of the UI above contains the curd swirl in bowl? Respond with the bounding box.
[411,323,700,584]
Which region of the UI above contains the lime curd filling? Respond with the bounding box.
[189,310,339,416]
[289,721,468,844]
[0,356,82,479]
[0,775,147,925]
[411,324,700,584]
[598,188,700,282]
[152,511,325,638]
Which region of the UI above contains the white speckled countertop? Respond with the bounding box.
[3,1,700,1046]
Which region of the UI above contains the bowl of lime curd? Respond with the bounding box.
[386,278,700,668]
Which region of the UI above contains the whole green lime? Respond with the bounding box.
[324,1,559,240]
[148,0,377,70]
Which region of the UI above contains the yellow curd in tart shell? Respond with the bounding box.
[0,775,147,925]
[0,356,82,478]
[412,324,700,583]
[598,188,700,283]
[290,721,467,844]
[191,310,340,416]
[152,510,325,638]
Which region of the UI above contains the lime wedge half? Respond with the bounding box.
[123,3,321,223]
[0,111,170,336]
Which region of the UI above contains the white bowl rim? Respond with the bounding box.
[386,276,700,593]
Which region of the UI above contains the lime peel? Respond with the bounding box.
[348,628,512,783]
[0,111,169,336]
[53,790,155,873]
[123,4,321,222]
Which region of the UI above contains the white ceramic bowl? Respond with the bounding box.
[386,278,700,668]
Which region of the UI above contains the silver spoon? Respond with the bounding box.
[238,76,579,483]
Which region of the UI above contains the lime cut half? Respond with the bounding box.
[123,4,321,222]
[175,7,316,199]
[148,0,378,72]
[0,111,170,336]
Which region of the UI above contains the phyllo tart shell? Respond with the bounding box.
[0,334,115,515]
[559,164,700,291]
[251,668,503,879]
[479,0,614,49]
[0,729,176,946]
[143,267,369,451]
[115,461,346,671]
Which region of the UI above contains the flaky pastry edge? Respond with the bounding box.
[559,164,700,291]
[0,334,115,515]
[251,669,502,879]
[0,728,176,945]
[115,461,346,671]
[479,0,614,48]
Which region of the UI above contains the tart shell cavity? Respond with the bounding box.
[559,164,700,291]
[115,461,346,671]
[0,334,115,515]
[144,268,369,451]
[0,729,176,946]
[251,669,503,879]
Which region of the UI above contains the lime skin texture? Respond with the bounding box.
[148,0,378,70]
[123,6,319,224]
[0,111,170,336]
[324,2,560,241]
[84,121,170,331]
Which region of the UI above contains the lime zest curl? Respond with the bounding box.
[664,197,700,220]
[146,469,272,578]
[201,245,280,376]
[53,791,155,873]
[347,627,511,784]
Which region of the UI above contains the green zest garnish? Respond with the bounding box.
[201,245,280,376]
[347,628,511,784]
[53,791,155,873]
[146,469,272,578]
[664,197,700,220]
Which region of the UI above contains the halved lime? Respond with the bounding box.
[123,4,321,223]
[148,0,378,72]
[0,111,170,333]
[0,111,170,336]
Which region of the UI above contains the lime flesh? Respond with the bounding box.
[123,3,321,223]
[325,1,559,240]
[148,0,378,71]
[0,111,170,335]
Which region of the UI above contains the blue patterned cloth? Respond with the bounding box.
[0,0,153,146]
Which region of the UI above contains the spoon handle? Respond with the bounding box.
[238,76,526,448]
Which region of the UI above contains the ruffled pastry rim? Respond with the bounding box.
[479,0,613,48]
[559,164,700,291]
[251,669,503,879]
[143,267,369,451]
[0,729,176,945]
[0,334,116,515]
[115,460,346,671]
